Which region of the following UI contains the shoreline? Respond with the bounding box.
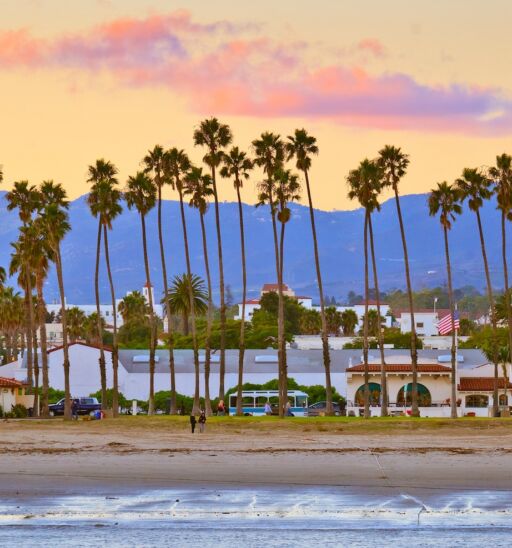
[1,417,512,495]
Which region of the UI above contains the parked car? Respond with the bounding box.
[307,401,341,416]
[48,397,101,416]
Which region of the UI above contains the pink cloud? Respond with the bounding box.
[357,38,387,58]
[1,11,511,135]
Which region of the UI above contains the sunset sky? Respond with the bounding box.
[1,0,512,210]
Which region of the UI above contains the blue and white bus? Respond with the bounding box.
[229,390,308,416]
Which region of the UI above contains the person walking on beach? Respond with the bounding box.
[190,414,197,433]
[198,410,207,433]
[72,399,79,421]
[264,401,272,415]
[217,399,226,416]
[285,401,294,417]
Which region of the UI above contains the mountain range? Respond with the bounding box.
[0,191,510,305]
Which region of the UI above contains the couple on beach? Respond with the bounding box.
[190,411,206,433]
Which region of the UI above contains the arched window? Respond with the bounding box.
[465,395,489,408]
[499,394,508,406]
[355,383,381,406]
[397,383,432,406]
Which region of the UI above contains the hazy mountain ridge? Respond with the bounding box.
[0,191,509,304]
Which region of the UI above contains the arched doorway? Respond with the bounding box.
[355,383,381,406]
[499,394,508,406]
[465,394,489,408]
[397,383,432,406]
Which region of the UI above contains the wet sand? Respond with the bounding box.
[1,417,512,495]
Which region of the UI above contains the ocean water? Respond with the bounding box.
[1,487,511,547]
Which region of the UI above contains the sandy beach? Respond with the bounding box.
[1,417,512,495]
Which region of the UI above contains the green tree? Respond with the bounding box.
[300,308,321,335]
[66,307,86,342]
[341,309,358,336]
[124,171,157,414]
[185,166,215,415]
[220,146,253,415]
[429,182,462,419]
[144,146,177,415]
[193,117,233,402]
[286,129,333,414]
[325,306,342,336]
[118,291,148,324]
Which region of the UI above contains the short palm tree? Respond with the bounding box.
[378,146,419,415]
[124,171,158,415]
[347,159,386,417]
[428,182,462,419]
[144,146,177,415]
[39,181,72,419]
[118,291,149,323]
[164,274,208,333]
[165,148,201,413]
[88,159,123,417]
[185,166,215,415]
[341,309,358,336]
[67,307,86,342]
[220,147,253,416]
[489,154,512,399]
[456,167,500,415]
[286,129,333,414]
[193,118,233,402]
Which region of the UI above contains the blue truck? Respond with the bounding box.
[48,397,102,416]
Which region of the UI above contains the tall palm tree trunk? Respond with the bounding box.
[267,193,284,417]
[103,226,119,417]
[303,170,333,414]
[475,210,499,416]
[140,214,156,415]
[157,187,177,414]
[178,190,201,413]
[56,248,71,420]
[368,215,388,416]
[32,325,39,416]
[501,212,512,411]
[236,188,247,416]
[443,227,458,419]
[209,167,227,401]
[23,283,34,389]
[363,211,370,419]
[94,220,107,410]
[199,212,213,416]
[278,220,288,416]
[392,187,419,416]
[36,272,50,417]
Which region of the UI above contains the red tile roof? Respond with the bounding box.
[346,363,451,373]
[458,377,512,391]
[0,377,22,388]
[261,283,290,292]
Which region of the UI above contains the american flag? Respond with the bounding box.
[437,310,460,335]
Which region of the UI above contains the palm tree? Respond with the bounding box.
[286,129,333,414]
[456,167,500,415]
[164,274,208,335]
[378,146,419,415]
[341,309,358,336]
[124,171,158,415]
[185,166,215,415]
[165,148,201,412]
[144,146,177,415]
[220,147,253,416]
[193,118,233,401]
[66,307,86,342]
[428,182,462,419]
[39,181,72,418]
[6,181,40,388]
[118,291,149,323]
[87,159,123,417]
[274,168,301,415]
[347,159,384,418]
[253,132,286,416]
[489,154,512,407]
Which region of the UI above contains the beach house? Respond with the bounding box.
[0,377,34,413]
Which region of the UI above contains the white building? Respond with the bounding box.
[396,308,451,336]
[46,284,164,329]
[235,283,313,322]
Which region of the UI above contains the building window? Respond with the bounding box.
[416,322,424,328]
[355,383,381,406]
[499,394,508,406]
[397,383,432,406]
[18,388,23,396]
[465,394,488,408]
